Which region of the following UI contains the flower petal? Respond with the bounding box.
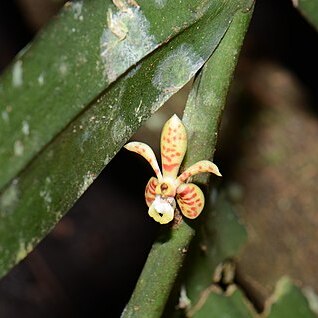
[161,115,187,179]
[176,183,205,219]
[145,177,158,207]
[124,142,163,180]
[176,160,221,186]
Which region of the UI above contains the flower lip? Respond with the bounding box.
[148,195,176,224]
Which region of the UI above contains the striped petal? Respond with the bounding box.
[176,160,221,186]
[160,115,187,179]
[176,183,205,219]
[145,177,158,207]
[124,142,163,181]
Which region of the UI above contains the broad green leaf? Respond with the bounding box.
[266,277,316,318]
[0,0,241,191]
[0,1,253,278]
[295,0,318,31]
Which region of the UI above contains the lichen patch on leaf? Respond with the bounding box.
[100,4,156,82]
[151,44,204,111]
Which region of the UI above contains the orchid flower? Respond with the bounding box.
[124,114,221,224]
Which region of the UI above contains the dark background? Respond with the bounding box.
[0,0,318,317]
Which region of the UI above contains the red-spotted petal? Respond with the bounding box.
[176,183,205,219]
[160,115,187,179]
[176,160,221,186]
[124,142,163,181]
[145,177,159,207]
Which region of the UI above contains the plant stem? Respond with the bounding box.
[121,7,254,318]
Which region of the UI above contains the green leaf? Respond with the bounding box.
[178,4,254,306]
[192,288,256,318]
[0,0,236,191]
[121,6,253,318]
[0,1,253,278]
[161,7,254,317]
[188,275,316,318]
[266,277,316,318]
[294,0,318,31]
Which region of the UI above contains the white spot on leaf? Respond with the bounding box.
[135,100,142,113]
[100,5,156,82]
[22,120,30,136]
[39,177,53,211]
[72,0,83,20]
[40,190,52,205]
[15,241,33,263]
[0,179,19,216]
[104,155,111,166]
[78,172,95,197]
[38,73,45,86]
[14,140,24,156]
[154,0,167,8]
[12,60,23,87]
[59,62,68,76]
[1,111,9,123]
[111,116,128,144]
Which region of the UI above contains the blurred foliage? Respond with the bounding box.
[175,194,316,317]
